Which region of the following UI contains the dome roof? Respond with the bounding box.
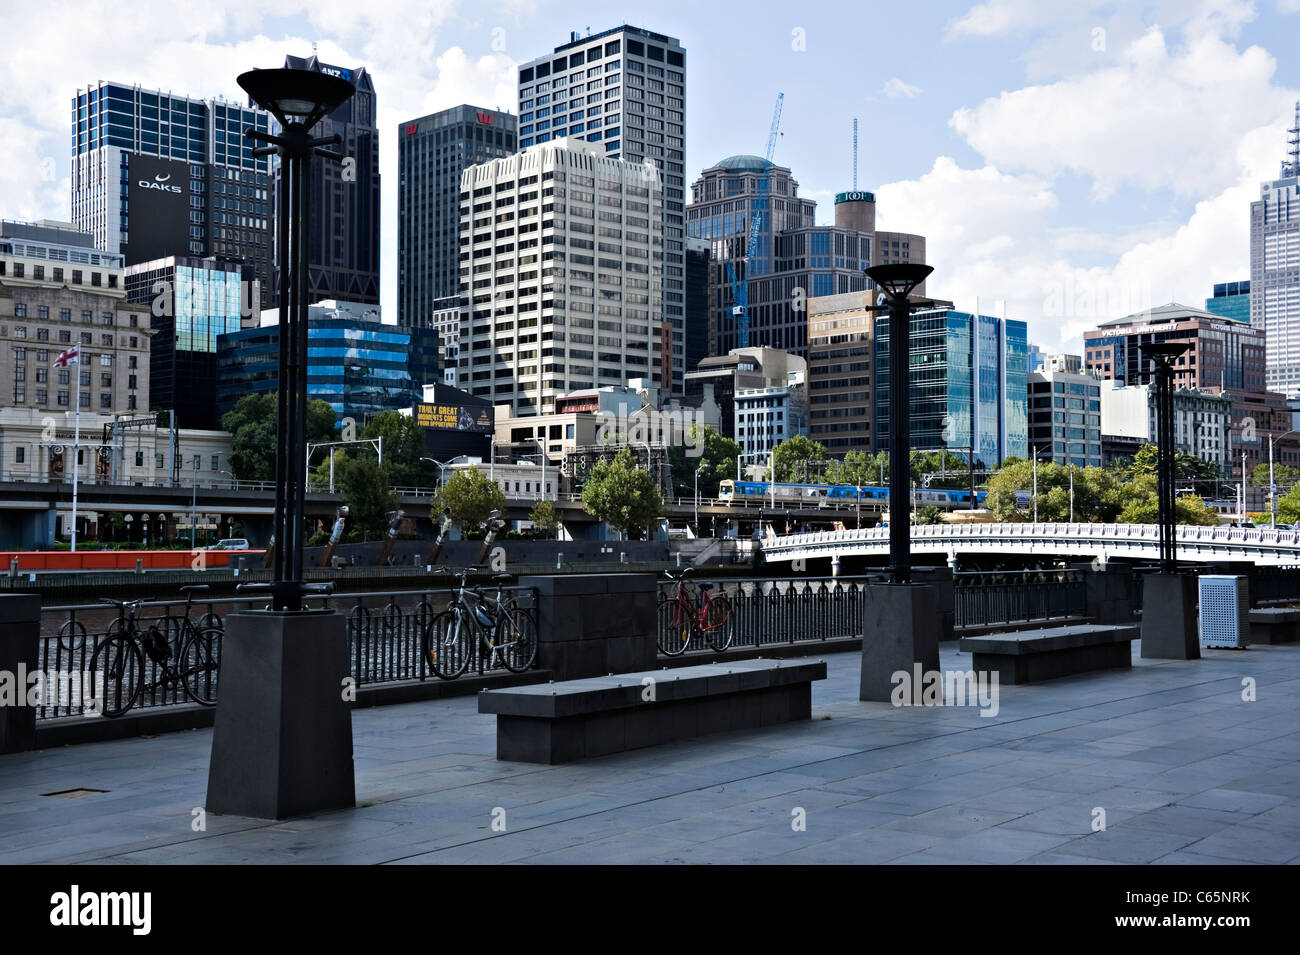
[712,154,773,172]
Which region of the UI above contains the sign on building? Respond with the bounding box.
[413,402,492,433]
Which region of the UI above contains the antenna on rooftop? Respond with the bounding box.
[852,118,858,191]
[1286,101,1300,178]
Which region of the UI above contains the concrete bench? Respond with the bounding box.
[478,658,827,764]
[1248,608,1300,645]
[958,624,1139,685]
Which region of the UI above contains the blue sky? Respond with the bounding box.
[3,0,1299,352]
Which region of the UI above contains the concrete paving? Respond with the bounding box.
[2,641,1298,864]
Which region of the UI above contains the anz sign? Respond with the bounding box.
[318,65,354,83]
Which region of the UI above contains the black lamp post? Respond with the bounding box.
[864,264,935,583]
[1140,341,1190,574]
[237,67,355,611]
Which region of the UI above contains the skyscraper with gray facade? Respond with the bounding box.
[397,105,517,326]
[517,26,687,392]
[1252,103,1300,396]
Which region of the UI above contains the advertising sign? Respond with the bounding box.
[122,155,195,266]
[414,402,492,433]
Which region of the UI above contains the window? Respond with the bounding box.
[13,303,26,317]
[15,447,25,464]
[135,451,144,467]
[100,393,112,409]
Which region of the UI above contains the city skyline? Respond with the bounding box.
[1,1,1298,358]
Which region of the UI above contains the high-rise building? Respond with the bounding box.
[1028,369,1103,468]
[683,346,803,441]
[396,295,464,387]
[457,138,664,416]
[874,308,1028,466]
[517,26,687,391]
[684,235,710,371]
[71,82,274,307]
[125,255,248,429]
[807,291,874,454]
[1206,280,1251,324]
[735,373,808,464]
[1251,103,1300,395]
[0,220,149,416]
[276,55,380,306]
[397,105,517,326]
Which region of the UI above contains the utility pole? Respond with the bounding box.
[1032,447,1039,523]
[1069,464,1075,523]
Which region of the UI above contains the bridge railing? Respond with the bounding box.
[953,569,1087,631]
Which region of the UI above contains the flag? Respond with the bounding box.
[53,345,79,368]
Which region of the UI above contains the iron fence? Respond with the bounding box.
[953,569,1086,631]
[34,582,538,721]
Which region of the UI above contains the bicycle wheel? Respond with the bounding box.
[493,607,538,673]
[89,635,144,718]
[196,612,223,631]
[702,593,735,652]
[178,627,222,706]
[657,597,693,656]
[423,609,472,679]
[57,619,88,654]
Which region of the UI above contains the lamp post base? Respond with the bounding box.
[1140,573,1200,660]
[860,582,941,702]
[206,609,355,819]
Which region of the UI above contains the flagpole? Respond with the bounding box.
[70,344,80,552]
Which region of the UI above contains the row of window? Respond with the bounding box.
[0,261,118,288]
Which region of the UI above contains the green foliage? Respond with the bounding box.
[771,435,826,482]
[1115,474,1219,525]
[437,466,507,533]
[337,455,399,539]
[915,504,943,525]
[1251,462,1300,489]
[986,460,1124,522]
[361,412,429,487]
[1126,443,1221,482]
[528,499,558,538]
[1277,483,1300,525]
[306,399,338,444]
[668,425,739,497]
[222,393,338,481]
[580,446,664,539]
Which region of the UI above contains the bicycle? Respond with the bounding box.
[658,567,734,656]
[422,569,537,678]
[88,597,222,718]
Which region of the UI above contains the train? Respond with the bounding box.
[717,480,986,509]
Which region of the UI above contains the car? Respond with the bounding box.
[210,538,250,550]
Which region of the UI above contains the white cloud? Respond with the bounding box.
[882,77,924,100]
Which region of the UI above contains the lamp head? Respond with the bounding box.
[237,68,355,130]
[864,264,934,300]
[1139,341,1190,364]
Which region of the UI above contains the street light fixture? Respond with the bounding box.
[865,263,935,584]
[236,67,355,612]
[1139,341,1190,574]
[695,462,706,532]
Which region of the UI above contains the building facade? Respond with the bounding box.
[807,291,873,454]
[397,105,517,326]
[684,235,710,370]
[734,377,808,464]
[518,25,687,391]
[457,138,664,415]
[683,346,804,441]
[1028,370,1102,468]
[1206,280,1251,324]
[125,255,246,428]
[1251,105,1300,394]
[216,309,438,423]
[874,308,1029,466]
[1098,380,1232,477]
[0,221,149,416]
[276,55,380,306]
[71,82,273,308]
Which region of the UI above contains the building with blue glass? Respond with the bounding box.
[1206,280,1251,324]
[216,306,439,425]
[71,82,274,308]
[873,308,1028,467]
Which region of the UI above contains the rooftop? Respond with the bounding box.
[1096,302,1244,328]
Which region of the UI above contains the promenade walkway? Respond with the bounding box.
[2,643,1297,864]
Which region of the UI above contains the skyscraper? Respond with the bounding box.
[398,105,517,326]
[71,82,274,307]
[276,55,380,306]
[1251,102,1300,396]
[1206,280,1251,324]
[517,26,687,391]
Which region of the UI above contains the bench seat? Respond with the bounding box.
[1248,608,1300,645]
[478,658,827,764]
[958,624,1139,684]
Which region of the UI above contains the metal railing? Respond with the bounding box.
[34,582,538,721]
[953,569,1086,631]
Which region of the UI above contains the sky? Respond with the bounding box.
[3,0,1299,355]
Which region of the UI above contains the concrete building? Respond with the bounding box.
[683,346,805,441]
[1028,370,1102,468]
[734,373,808,464]
[457,138,664,415]
[1098,380,1232,477]
[125,255,248,429]
[875,308,1029,466]
[1251,103,1300,395]
[0,221,149,415]
[1041,353,1083,374]
[1206,280,1251,324]
[277,55,380,306]
[397,105,517,326]
[70,82,273,308]
[518,25,687,391]
[443,458,557,501]
[807,291,873,454]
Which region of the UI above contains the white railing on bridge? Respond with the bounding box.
[760,522,1300,566]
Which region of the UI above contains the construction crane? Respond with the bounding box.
[725,92,784,349]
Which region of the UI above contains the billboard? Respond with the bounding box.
[414,402,492,433]
[122,155,195,266]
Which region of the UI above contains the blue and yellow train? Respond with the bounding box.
[717,479,985,509]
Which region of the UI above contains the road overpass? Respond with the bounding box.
[760,522,1300,567]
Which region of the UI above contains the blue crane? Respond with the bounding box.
[726,93,784,349]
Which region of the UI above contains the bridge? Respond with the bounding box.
[760,522,1300,567]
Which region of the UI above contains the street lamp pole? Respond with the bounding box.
[1032,447,1039,523]
[695,462,704,532]
[531,437,547,503]
[1140,342,1190,574]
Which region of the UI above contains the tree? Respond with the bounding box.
[771,435,827,482]
[1251,462,1300,489]
[668,425,739,498]
[528,499,558,539]
[437,466,507,533]
[985,460,1124,522]
[1116,474,1218,526]
[581,446,664,539]
[338,456,399,539]
[306,399,338,444]
[915,504,943,525]
[1277,484,1300,525]
[361,411,428,488]
[222,393,338,481]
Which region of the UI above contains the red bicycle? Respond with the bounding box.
[658,568,734,655]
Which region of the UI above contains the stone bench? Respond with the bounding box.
[1248,608,1300,645]
[958,624,1139,685]
[478,658,827,764]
